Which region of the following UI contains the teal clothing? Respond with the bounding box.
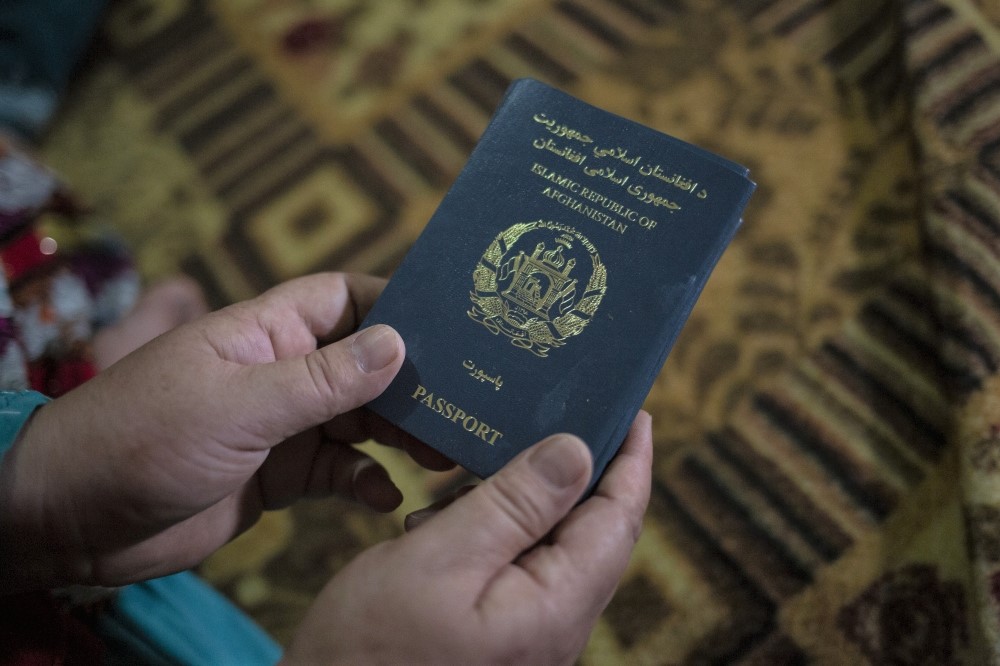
[0,0,109,138]
[97,572,282,666]
[1,6,285,657]
[0,390,49,443]
[0,391,282,664]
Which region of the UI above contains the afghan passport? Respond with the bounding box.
[361,78,755,490]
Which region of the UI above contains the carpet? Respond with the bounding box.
[41,0,1000,662]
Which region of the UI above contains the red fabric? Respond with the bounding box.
[5,358,102,662]
[0,230,56,284]
[0,592,104,665]
[0,133,121,666]
[28,357,98,398]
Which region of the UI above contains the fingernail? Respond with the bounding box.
[529,434,589,489]
[404,508,435,531]
[353,459,403,512]
[404,485,476,531]
[353,325,399,372]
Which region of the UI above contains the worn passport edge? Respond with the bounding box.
[588,210,749,489]
[363,78,755,488]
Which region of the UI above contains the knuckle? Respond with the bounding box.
[482,473,553,544]
[302,350,350,419]
[594,497,644,551]
[618,500,645,544]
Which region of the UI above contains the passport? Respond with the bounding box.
[361,78,755,490]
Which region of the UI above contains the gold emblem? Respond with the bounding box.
[468,220,607,357]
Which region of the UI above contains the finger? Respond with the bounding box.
[83,485,263,586]
[233,324,404,443]
[316,441,404,512]
[326,273,387,339]
[409,434,592,572]
[349,457,404,512]
[510,412,653,609]
[403,485,476,531]
[259,434,403,512]
[253,272,388,344]
[255,429,323,509]
[322,409,457,471]
[589,410,653,531]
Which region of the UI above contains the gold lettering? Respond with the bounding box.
[409,383,504,446]
[531,163,582,193]
[541,186,628,235]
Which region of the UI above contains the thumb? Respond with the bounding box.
[238,324,404,441]
[413,434,592,571]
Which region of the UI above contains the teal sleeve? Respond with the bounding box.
[0,390,50,457]
[95,572,282,666]
[0,0,109,138]
[0,391,282,664]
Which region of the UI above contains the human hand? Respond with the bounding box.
[0,273,451,591]
[283,411,653,666]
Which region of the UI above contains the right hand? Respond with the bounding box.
[283,411,653,665]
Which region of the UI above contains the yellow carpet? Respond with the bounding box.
[41,0,1000,662]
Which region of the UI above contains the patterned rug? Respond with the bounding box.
[41,0,1000,662]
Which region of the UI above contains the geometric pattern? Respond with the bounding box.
[40,0,1000,661]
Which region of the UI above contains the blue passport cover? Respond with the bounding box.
[362,78,755,487]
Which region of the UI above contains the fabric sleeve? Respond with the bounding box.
[0,389,49,459]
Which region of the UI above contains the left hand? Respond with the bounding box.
[283,412,654,665]
[0,273,450,591]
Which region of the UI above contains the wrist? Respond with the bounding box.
[0,391,88,592]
